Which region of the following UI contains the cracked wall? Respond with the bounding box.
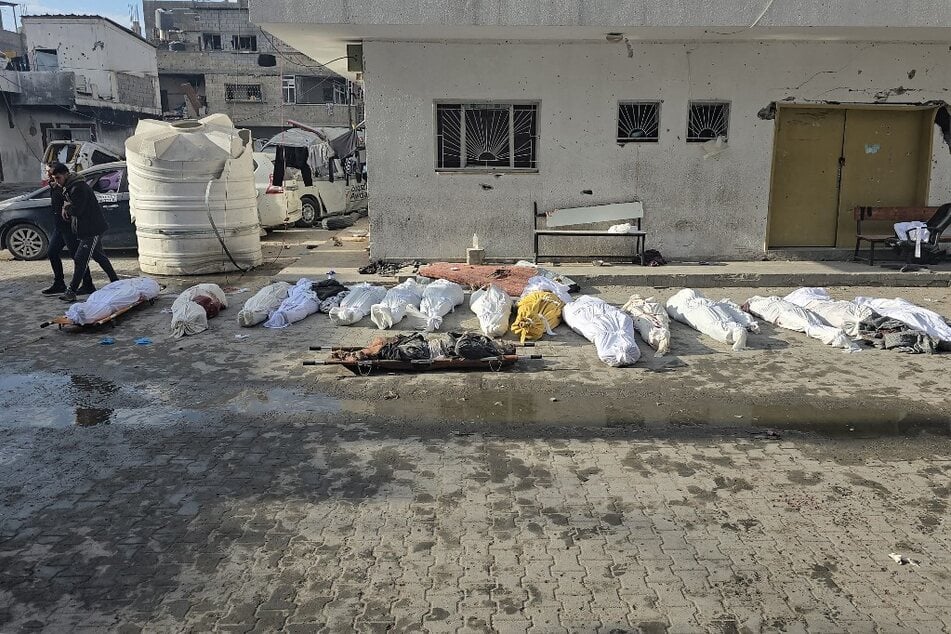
[363,40,951,261]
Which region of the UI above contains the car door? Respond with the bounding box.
[314,159,348,214]
[87,168,135,248]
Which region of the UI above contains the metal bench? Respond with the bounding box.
[533,201,646,264]
[853,206,950,265]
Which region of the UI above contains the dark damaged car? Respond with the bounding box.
[0,162,137,260]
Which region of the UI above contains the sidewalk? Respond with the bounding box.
[277,222,951,288]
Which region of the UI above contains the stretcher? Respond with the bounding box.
[304,345,541,375]
[40,298,155,331]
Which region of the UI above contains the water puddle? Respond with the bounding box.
[1,371,947,438]
[356,391,951,439]
[2,406,208,429]
[0,372,359,428]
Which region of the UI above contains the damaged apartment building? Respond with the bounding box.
[0,11,160,182]
[143,0,361,142]
[253,0,951,262]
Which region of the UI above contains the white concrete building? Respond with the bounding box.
[0,15,160,183]
[252,1,951,261]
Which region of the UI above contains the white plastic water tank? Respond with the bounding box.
[126,114,262,275]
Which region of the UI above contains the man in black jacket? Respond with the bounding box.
[49,163,119,302]
[41,164,95,296]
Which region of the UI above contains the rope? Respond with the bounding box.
[204,179,249,273]
[511,291,565,343]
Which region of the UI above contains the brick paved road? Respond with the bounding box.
[2,244,950,631]
[1,412,950,633]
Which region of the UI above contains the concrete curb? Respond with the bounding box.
[566,271,951,288]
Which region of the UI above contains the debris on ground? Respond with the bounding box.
[359,260,421,276]
[322,215,355,231]
[889,553,921,567]
[135,337,153,346]
[99,337,115,346]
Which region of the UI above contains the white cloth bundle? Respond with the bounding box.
[237,282,292,327]
[264,278,319,329]
[170,283,228,337]
[514,261,579,293]
[520,275,573,305]
[469,284,513,337]
[783,287,874,337]
[854,296,951,342]
[404,279,465,332]
[746,296,859,352]
[607,223,638,234]
[894,222,931,259]
[563,296,641,367]
[621,294,671,356]
[370,279,425,330]
[666,288,758,351]
[328,283,387,326]
[65,277,160,325]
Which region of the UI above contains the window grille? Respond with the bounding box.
[225,84,262,102]
[436,102,538,171]
[617,101,660,143]
[687,101,729,142]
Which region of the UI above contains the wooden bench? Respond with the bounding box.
[533,201,646,264]
[853,206,950,266]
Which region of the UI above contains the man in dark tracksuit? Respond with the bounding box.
[49,163,119,302]
[41,165,95,296]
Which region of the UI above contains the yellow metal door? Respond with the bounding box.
[767,108,845,247]
[835,108,935,247]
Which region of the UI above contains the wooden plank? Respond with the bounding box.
[545,202,643,228]
[857,206,939,221]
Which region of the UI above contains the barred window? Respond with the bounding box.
[617,101,660,143]
[436,102,538,171]
[232,35,257,52]
[687,101,730,142]
[201,34,221,51]
[225,84,262,102]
